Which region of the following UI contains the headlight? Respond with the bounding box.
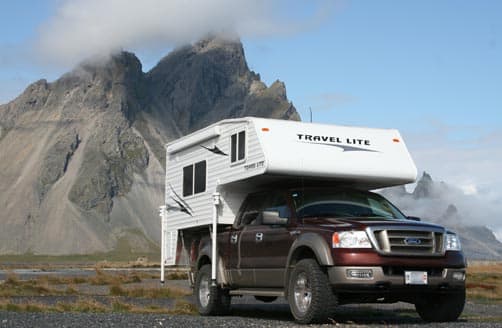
[332,231,372,248]
[445,233,461,251]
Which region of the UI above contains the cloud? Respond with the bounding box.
[387,179,502,232]
[395,122,502,239]
[35,0,334,67]
[404,124,502,196]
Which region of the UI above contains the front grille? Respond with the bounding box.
[368,227,444,256]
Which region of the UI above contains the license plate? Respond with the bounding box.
[405,271,428,285]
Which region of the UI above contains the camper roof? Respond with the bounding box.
[165,117,417,190]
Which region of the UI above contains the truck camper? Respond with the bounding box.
[159,117,465,324]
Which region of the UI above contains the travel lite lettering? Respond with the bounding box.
[297,134,370,146]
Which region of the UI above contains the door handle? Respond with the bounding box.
[255,232,263,242]
[230,234,238,244]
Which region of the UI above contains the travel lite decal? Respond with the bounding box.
[296,134,378,152]
[167,184,193,216]
[200,145,228,156]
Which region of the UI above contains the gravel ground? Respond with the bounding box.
[1,298,501,327]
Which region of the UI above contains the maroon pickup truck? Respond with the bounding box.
[189,187,466,324]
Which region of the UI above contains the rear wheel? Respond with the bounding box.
[194,264,231,315]
[415,288,465,322]
[287,259,336,324]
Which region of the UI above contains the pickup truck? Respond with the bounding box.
[189,186,466,324]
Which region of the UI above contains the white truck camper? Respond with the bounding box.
[159,117,417,284]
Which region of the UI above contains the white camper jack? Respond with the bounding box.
[159,117,417,283]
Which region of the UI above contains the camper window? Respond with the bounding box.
[231,130,246,163]
[182,160,207,197]
[194,161,206,194]
[182,165,193,197]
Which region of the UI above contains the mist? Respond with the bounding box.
[35,0,332,67]
[381,175,502,242]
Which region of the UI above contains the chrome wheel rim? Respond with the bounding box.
[293,272,311,313]
[199,274,210,308]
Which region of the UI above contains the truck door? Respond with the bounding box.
[228,192,295,287]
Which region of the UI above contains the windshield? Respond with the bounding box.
[291,189,407,220]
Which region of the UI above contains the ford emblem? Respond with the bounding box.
[404,237,422,245]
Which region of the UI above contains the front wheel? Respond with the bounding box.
[287,259,336,324]
[415,288,465,322]
[194,264,231,315]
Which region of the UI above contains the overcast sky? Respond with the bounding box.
[1,0,501,237]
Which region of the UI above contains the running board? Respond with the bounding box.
[229,288,285,297]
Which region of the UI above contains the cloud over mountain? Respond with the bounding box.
[35,0,332,66]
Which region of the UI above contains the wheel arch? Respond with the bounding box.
[284,232,334,295]
[195,244,229,285]
[287,232,334,266]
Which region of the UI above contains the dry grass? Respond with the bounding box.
[467,262,502,303]
[87,269,142,285]
[0,298,108,313]
[33,270,159,287]
[0,274,57,297]
[36,275,88,285]
[166,271,188,280]
[108,284,190,298]
[0,270,182,297]
[0,298,196,315]
[0,269,193,314]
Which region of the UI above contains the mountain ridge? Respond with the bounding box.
[0,37,299,255]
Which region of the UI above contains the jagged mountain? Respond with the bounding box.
[0,37,299,255]
[381,172,502,260]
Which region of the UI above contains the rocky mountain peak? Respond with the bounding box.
[413,171,434,199]
[193,36,244,54]
[0,38,300,255]
[443,204,459,218]
[77,51,143,77]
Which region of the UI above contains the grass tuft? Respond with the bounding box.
[166,271,188,280]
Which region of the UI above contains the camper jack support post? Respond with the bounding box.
[211,192,220,287]
[159,205,167,284]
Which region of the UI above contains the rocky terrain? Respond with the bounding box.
[381,172,502,260]
[0,37,299,255]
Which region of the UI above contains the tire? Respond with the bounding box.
[415,288,465,322]
[287,259,337,324]
[194,264,231,315]
[254,296,278,303]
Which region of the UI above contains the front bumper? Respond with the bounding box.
[328,266,465,297]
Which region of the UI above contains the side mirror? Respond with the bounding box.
[407,216,421,221]
[262,211,288,225]
[241,211,259,225]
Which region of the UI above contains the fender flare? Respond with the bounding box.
[287,232,334,266]
[196,242,229,285]
[284,232,334,293]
